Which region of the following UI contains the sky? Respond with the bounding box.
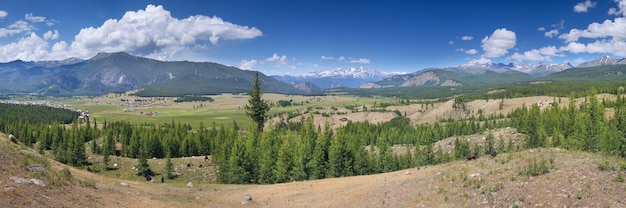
[1,0,626,75]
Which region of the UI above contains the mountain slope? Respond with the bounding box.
[362,67,532,88]
[576,56,620,68]
[0,52,300,96]
[540,64,626,82]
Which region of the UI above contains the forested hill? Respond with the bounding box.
[0,52,302,96]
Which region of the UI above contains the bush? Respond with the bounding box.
[520,157,552,176]
[597,160,616,171]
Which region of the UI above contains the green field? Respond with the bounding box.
[45,93,397,129]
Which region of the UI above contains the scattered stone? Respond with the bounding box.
[194,196,200,200]
[405,171,411,175]
[20,150,41,158]
[120,182,130,187]
[27,164,46,173]
[241,194,253,205]
[113,163,118,167]
[30,178,46,187]
[187,182,193,187]
[469,173,480,178]
[10,176,32,185]
[4,186,16,193]
[514,200,523,207]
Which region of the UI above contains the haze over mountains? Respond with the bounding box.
[0,52,625,96]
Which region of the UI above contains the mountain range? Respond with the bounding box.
[0,52,300,96]
[360,56,626,89]
[271,67,403,90]
[0,52,625,96]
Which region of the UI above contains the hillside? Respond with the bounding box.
[362,68,532,89]
[539,64,626,82]
[2,129,625,207]
[0,52,301,96]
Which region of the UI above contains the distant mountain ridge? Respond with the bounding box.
[271,67,403,90]
[0,52,301,96]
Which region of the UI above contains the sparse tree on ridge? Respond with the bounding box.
[245,72,271,134]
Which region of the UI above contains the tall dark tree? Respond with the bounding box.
[245,72,271,134]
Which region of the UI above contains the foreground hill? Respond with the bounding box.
[2,129,625,207]
[0,52,301,96]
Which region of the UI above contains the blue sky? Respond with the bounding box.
[1,0,626,75]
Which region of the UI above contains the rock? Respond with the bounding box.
[27,164,46,173]
[241,194,253,205]
[120,182,129,187]
[20,150,41,158]
[30,178,46,187]
[10,176,32,185]
[4,186,16,193]
[405,171,411,175]
[514,200,523,207]
[469,173,480,178]
[187,182,193,187]
[114,163,118,167]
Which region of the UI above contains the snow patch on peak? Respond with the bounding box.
[302,67,404,79]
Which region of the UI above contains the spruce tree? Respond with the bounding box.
[245,72,270,134]
[165,150,174,179]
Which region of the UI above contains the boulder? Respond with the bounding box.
[241,194,253,205]
[30,178,46,187]
[10,176,32,184]
[27,164,46,173]
[20,150,41,158]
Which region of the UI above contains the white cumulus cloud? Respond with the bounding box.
[510,46,560,62]
[0,10,7,19]
[461,36,473,40]
[321,55,334,60]
[239,59,257,70]
[465,49,478,55]
[609,0,626,15]
[349,58,370,64]
[0,32,50,61]
[266,53,288,65]
[68,4,262,59]
[544,29,559,38]
[481,28,516,58]
[574,0,597,13]
[537,27,546,31]
[559,17,626,42]
[0,20,35,38]
[43,30,59,40]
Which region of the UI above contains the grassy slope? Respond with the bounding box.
[2,129,626,207]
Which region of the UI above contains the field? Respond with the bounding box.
[50,93,397,129]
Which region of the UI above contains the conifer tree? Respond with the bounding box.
[245,72,271,134]
[165,150,174,179]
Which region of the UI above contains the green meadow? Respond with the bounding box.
[50,93,397,129]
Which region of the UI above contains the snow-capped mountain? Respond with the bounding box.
[302,66,403,79]
[455,61,572,77]
[271,67,404,90]
[576,56,621,68]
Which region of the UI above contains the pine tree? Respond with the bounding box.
[245,72,271,134]
[103,130,115,169]
[137,140,153,178]
[165,150,174,179]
